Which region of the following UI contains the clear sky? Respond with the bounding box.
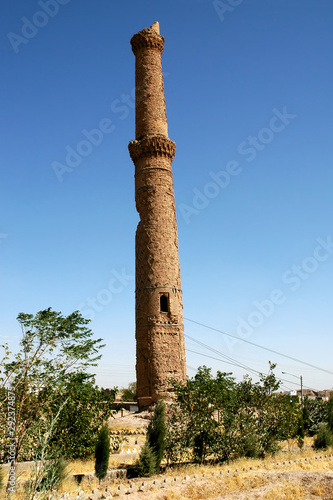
[1,0,332,393]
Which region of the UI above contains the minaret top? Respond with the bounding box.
[130,22,168,139]
[150,21,160,34]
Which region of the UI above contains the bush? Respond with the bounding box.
[37,456,68,492]
[240,433,261,458]
[165,364,299,464]
[327,395,333,432]
[296,415,305,448]
[147,400,166,471]
[136,441,156,477]
[95,425,110,482]
[313,423,333,450]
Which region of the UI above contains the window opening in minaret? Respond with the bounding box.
[160,294,169,313]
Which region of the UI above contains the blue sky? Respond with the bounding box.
[1,0,332,392]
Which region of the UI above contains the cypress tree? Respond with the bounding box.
[147,400,166,471]
[327,395,333,432]
[95,424,110,482]
[136,441,156,477]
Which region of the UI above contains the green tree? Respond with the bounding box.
[0,308,107,462]
[296,415,305,448]
[327,394,333,432]
[49,373,116,459]
[95,424,110,483]
[313,423,333,449]
[24,402,68,500]
[136,441,156,477]
[121,382,137,402]
[306,399,328,436]
[147,400,166,471]
[165,364,300,464]
[166,366,236,463]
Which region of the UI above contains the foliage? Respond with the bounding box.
[110,431,129,453]
[165,363,300,464]
[0,308,111,462]
[24,404,69,500]
[327,394,333,432]
[0,466,3,492]
[303,398,328,436]
[95,424,110,482]
[166,366,236,463]
[296,415,305,448]
[136,441,156,477]
[313,423,333,450]
[147,400,166,471]
[121,382,137,402]
[48,372,115,459]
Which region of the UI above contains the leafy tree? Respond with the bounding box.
[166,366,236,463]
[165,364,300,464]
[296,415,305,448]
[49,373,116,459]
[305,398,328,436]
[302,397,311,432]
[147,400,166,471]
[0,308,107,461]
[95,424,110,482]
[24,402,69,500]
[121,382,137,402]
[313,423,333,450]
[327,394,333,432]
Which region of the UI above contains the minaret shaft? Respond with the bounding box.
[129,24,186,408]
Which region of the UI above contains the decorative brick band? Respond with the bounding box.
[128,135,176,162]
[130,28,164,55]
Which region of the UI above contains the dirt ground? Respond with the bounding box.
[109,468,333,500]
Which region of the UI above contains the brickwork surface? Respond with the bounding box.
[128,23,186,408]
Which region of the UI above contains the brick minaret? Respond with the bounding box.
[128,22,187,408]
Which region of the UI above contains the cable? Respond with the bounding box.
[185,336,319,391]
[184,317,333,376]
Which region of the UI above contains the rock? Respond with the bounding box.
[128,483,138,492]
[161,478,168,487]
[114,484,127,496]
[138,481,148,492]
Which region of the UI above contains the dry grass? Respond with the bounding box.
[262,481,305,499]
[1,439,332,500]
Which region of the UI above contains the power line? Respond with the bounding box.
[185,335,319,391]
[184,317,333,376]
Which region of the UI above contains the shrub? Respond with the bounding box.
[166,364,299,464]
[136,441,156,477]
[147,400,166,471]
[327,395,333,432]
[95,425,110,482]
[37,456,68,492]
[313,423,333,450]
[297,415,305,448]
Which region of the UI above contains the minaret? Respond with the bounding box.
[128,22,187,408]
